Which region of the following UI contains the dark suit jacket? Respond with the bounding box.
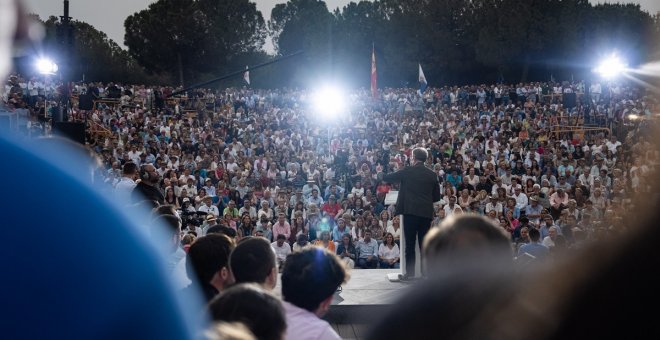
[383,163,441,219]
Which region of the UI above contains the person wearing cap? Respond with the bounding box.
[289,188,304,207]
[198,195,219,217]
[383,148,441,280]
[525,195,543,225]
[177,192,193,210]
[202,177,216,197]
[302,179,319,200]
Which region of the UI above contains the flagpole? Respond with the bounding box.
[371,43,377,99]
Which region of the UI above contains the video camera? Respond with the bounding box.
[180,211,207,227]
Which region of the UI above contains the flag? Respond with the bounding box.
[371,45,377,99]
[417,63,427,96]
[243,65,250,85]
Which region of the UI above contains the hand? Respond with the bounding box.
[367,255,373,261]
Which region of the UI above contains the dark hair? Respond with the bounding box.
[208,283,285,340]
[122,161,137,175]
[384,232,395,246]
[230,237,276,285]
[276,234,286,241]
[413,148,428,162]
[150,214,181,239]
[424,214,512,272]
[152,204,177,218]
[281,247,346,312]
[528,227,541,242]
[186,234,234,285]
[208,225,237,238]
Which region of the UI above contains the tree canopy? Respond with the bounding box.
[31,0,650,87]
[24,15,160,84]
[124,0,267,86]
[257,0,656,87]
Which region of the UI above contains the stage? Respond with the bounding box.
[276,269,413,338]
[326,269,410,338]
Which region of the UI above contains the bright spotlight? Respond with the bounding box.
[312,85,347,119]
[594,55,627,79]
[36,58,58,75]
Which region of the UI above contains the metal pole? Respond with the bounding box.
[168,51,303,97]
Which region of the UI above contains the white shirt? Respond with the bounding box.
[114,177,136,205]
[386,225,402,240]
[127,150,142,164]
[198,204,219,217]
[283,301,341,340]
[606,140,621,153]
[542,236,556,248]
[378,243,400,260]
[514,192,529,210]
[271,241,292,262]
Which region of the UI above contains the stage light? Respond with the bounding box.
[312,85,347,119]
[627,114,639,120]
[36,58,58,75]
[594,55,627,79]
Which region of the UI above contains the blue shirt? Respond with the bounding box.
[332,226,351,242]
[357,239,379,258]
[518,242,549,259]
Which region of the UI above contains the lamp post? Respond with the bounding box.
[36,58,58,124]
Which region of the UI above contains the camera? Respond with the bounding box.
[180,211,205,227]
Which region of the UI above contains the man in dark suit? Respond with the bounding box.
[384,148,441,279]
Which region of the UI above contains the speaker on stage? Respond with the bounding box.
[52,122,85,145]
[563,92,576,109]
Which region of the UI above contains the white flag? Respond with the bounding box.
[243,65,250,85]
[417,63,427,96]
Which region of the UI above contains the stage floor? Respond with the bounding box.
[276,269,411,338]
[331,269,408,306]
[276,269,410,306]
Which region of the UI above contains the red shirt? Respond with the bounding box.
[322,202,341,218]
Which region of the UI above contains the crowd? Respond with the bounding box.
[3,74,659,264]
[3,71,659,339]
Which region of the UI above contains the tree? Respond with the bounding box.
[124,0,266,86]
[268,0,336,86]
[30,15,159,84]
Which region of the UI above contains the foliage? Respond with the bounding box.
[31,15,163,84]
[34,0,658,87]
[124,0,266,86]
